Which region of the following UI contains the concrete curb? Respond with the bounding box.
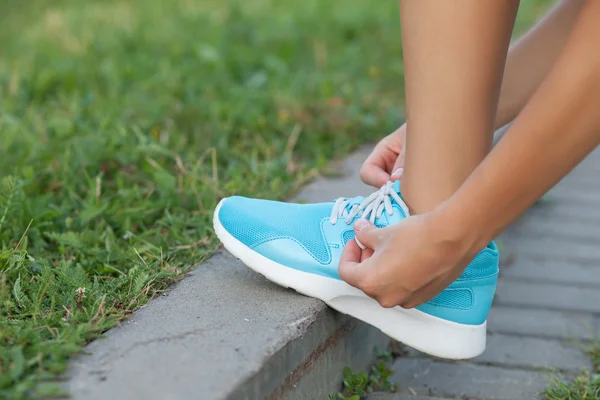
[66,146,387,400]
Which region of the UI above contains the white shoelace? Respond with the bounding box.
[329,182,409,225]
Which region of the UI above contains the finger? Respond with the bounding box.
[400,278,445,309]
[353,219,380,250]
[338,239,369,288]
[360,247,374,262]
[360,159,392,188]
[390,151,406,181]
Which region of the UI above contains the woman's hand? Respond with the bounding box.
[360,125,406,188]
[338,211,479,309]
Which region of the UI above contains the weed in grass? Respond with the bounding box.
[329,346,398,400]
[541,372,600,400]
[586,343,600,373]
[541,343,600,400]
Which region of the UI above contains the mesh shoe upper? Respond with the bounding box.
[218,196,334,265]
[216,186,499,326]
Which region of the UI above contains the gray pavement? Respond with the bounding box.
[370,147,600,400]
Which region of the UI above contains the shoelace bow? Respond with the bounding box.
[329,181,408,225]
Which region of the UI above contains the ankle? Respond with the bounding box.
[401,175,451,215]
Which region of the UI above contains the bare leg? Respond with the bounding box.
[400,1,519,214]
[497,0,585,127]
[360,1,585,189]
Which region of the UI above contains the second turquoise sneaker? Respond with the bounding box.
[214,181,498,359]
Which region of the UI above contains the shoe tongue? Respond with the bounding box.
[343,196,364,212]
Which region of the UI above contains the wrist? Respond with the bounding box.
[429,197,493,257]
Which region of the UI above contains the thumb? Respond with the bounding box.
[353,218,379,250]
[338,238,373,289]
[390,150,406,181]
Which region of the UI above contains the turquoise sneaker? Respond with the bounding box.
[213,181,498,359]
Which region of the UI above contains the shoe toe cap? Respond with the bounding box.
[215,196,333,264]
[216,196,270,246]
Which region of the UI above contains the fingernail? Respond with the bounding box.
[354,218,371,231]
[391,168,403,178]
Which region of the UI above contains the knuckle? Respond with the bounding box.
[394,292,411,309]
[359,166,369,181]
[401,300,417,309]
[399,296,416,309]
[359,276,378,293]
[378,296,397,309]
[361,286,376,298]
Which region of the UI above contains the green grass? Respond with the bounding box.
[542,373,600,400]
[329,347,397,400]
[0,0,550,398]
[588,345,600,373]
[541,343,600,400]
[0,0,404,397]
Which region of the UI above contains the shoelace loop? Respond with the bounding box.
[329,181,408,225]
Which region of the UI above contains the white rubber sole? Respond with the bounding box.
[213,199,486,359]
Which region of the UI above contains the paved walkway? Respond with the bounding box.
[368,147,600,399]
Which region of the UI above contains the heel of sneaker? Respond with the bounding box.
[416,278,497,326]
[326,295,487,359]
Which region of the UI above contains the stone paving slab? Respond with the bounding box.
[503,236,600,264]
[568,159,600,179]
[387,358,553,400]
[505,217,600,243]
[474,334,591,372]
[523,203,600,225]
[495,280,600,313]
[487,306,598,340]
[499,258,600,286]
[547,186,600,206]
[554,174,600,191]
[401,334,590,373]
